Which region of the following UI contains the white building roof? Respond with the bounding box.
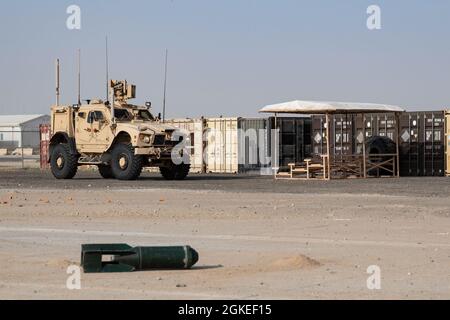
[0,114,49,127]
[259,100,405,114]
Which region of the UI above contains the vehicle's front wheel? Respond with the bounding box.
[98,165,114,179]
[110,143,143,180]
[50,143,78,179]
[159,163,190,180]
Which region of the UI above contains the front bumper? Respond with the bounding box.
[135,147,169,156]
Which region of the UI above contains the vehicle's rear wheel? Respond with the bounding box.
[50,143,78,179]
[98,165,114,179]
[159,163,190,180]
[110,143,143,180]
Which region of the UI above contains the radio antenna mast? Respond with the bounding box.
[162,49,168,122]
[105,36,109,102]
[77,49,81,105]
[55,59,60,106]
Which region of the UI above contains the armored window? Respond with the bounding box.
[138,110,154,121]
[114,109,131,120]
[87,111,104,124]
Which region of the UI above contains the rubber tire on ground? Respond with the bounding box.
[98,165,114,179]
[366,136,396,176]
[50,143,78,179]
[110,143,143,180]
[367,136,396,160]
[159,163,190,180]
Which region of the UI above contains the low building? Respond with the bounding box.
[0,114,50,150]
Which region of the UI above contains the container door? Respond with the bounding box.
[422,112,445,176]
[446,111,450,176]
[399,113,420,176]
[312,115,326,157]
[205,118,238,173]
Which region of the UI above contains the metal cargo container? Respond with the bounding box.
[446,110,450,176]
[312,114,356,157]
[399,111,446,176]
[355,113,397,155]
[269,117,311,169]
[238,118,271,173]
[205,118,269,173]
[164,118,205,173]
[353,112,445,176]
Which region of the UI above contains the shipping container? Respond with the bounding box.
[446,111,450,176]
[312,112,446,177]
[164,118,205,173]
[269,117,311,169]
[205,118,269,173]
[355,113,397,155]
[399,111,445,176]
[312,114,356,157]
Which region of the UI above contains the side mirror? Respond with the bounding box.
[145,102,152,109]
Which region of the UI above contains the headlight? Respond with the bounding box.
[140,135,151,144]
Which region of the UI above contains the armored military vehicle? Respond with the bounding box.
[49,80,190,180]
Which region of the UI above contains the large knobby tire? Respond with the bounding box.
[50,143,78,179]
[110,143,143,180]
[98,165,114,179]
[367,136,396,162]
[367,136,396,176]
[159,163,190,180]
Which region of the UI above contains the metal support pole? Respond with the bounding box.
[21,130,24,169]
[362,113,367,178]
[325,113,331,180]
[395,112,401,177]
[274,112,278,178]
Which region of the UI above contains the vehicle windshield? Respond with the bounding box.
[136,109,155,121]
[114,109,131,121]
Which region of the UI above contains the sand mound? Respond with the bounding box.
[269,255,321,271]
[45,259,77,269]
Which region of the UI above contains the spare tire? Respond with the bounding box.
[366,136,396,176]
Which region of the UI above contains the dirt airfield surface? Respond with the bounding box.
[0,169,449,299]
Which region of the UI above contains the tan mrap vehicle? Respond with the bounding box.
[49,80,190,180]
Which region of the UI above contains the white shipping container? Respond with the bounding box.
[206,118,239,173]
[165,117,270,174]
[205,118,270,173]
[165,118,205,173]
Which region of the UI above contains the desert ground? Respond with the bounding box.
[0,168,449,299]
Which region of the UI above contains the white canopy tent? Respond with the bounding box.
[259,100,404,114]
[260,100,405,180]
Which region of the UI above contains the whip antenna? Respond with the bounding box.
[162,49,168,122]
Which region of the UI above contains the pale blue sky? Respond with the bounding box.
[0,0,449,117]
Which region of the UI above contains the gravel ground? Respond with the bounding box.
[0,169,449,299]
[0,168,449,197]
